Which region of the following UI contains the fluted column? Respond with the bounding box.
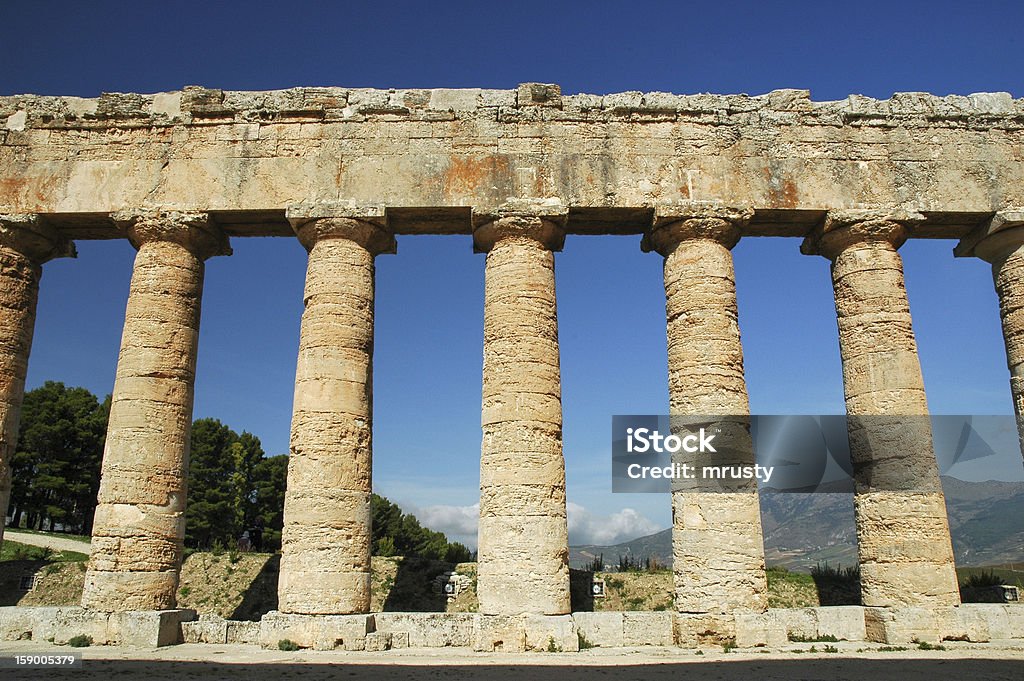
[0,215,75,551]
[473,204,570,615]
[277,206,395,615]
[803,210,959,607]
[956,209,1024,459]
[642,205,767,634]
[82,211,229,612]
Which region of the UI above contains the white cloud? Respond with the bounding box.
[406,501,663,551]
[415,503,479,549]
[566,502,661,546]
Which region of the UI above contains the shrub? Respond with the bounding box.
[917,641,946,651]
[811,562,860,582]
[68,635,92,648]
[577,632,595,650]
[962,569,1002,589]
[278,639,299,651]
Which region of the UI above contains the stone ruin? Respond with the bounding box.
[0,83,1023,649]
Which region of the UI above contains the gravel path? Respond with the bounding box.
[4,529,91,554]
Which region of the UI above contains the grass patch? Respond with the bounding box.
[67,634,92,647]
[1,540,88,563]
[788,633,839,642]
[577,632,595,650]
[916,641,946,651]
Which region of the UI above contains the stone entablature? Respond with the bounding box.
[1,85,1021,234]
[2,84,1024,645]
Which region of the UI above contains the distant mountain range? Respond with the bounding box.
[570,477,1024,571]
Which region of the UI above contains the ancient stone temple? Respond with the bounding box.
[1,84,1023,649]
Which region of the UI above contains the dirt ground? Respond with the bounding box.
[0,641,1022,680]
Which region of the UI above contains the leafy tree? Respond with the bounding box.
[8,383,471,563]
[250,454,287,551]
[185,418,268,549]
[370,493,473,563]
[7,382,107,533]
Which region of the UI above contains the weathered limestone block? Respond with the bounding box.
[775,608,818,641]
[33,607,113,645]
[259,611,373,650]
[572,612,623,648]
[524,614,579,652]
[364,631,393,652]
[110,609,196,647]
[864,606,955,644]
[0,606,193,646]
[277,209,395,615]
[963,603,1024,639]
[734,610,789,648]
[642,204,768,630]
[803,211,959,608]
[225,620,260,645]
[373,612,475,647]
[82,211,229,612]
[622,611,675,646]
[0,215,74,552]
[813,606,867,641]
[773,606,867,643]
[472,614,527,652]
[958,209,1024,458]
[0,606,43,641]
[181,615,227,644]
[674,613,738,646]
[474,207,571,616]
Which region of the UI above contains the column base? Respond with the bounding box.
[257,611,374,650]
[864,605,1012,644]
[0,606,195,647]
[471,614,579,652]
[573,611,674,648]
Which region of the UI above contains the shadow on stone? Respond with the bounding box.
[811,564,861,606]
[9,657,1022,680]
[569,568,595,612]
[230,554,279,621]
[381,556,450,612]
[0,560,50,606]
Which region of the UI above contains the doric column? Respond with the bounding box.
[956,209,1024,459]
[0,215,75,551]
[473,202,570,615]
[277,205,395,615]
[642,204,768,635]
[803,210,959,607]
[82,211,229,612]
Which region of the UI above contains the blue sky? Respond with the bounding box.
[3,1,1023,547]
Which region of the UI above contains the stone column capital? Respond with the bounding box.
[0,214,76,262]
[954,208,1024,263]
[801,209,924,260]
[112,210,231,260]
[642,203,753,256]
[285,202,396,255]
[471,199,568,253]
